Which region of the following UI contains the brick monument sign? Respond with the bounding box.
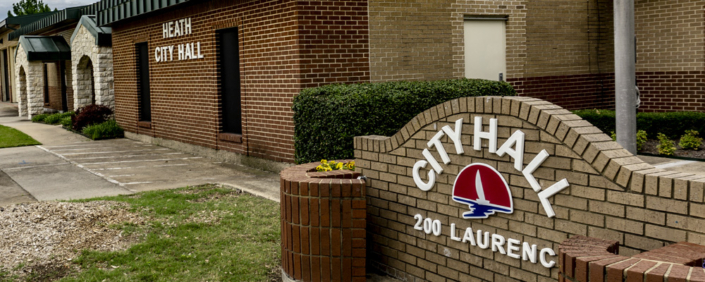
[353,96,705,282]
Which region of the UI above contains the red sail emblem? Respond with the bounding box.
[452,163,514,219]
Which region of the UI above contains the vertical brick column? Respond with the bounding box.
[280,161,366,282]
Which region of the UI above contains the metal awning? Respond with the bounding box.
[8,4,98,41]
[17,36,71,61]
[0,12,59,34]
[97,0,192,26]
[70,15,112,46]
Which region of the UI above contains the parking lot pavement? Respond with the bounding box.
[37,138,280,201]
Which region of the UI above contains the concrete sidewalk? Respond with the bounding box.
[0,102,280,207]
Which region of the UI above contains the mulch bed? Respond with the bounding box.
[640,139,705,159]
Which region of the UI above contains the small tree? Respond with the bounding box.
[7,0,54,17]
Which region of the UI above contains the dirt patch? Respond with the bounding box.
[0,201,147,280]
[641,139,705,159]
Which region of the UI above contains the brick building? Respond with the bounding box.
[368,0,705,112]
[94,0,703,165]
[9,4,113,117]
[0,12,56,103]
[97,0,369,165]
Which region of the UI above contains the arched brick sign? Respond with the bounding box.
[354,96,705,282]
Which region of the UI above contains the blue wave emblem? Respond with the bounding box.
[454,196,512,219]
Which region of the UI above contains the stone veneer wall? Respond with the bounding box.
[71,24,114,110]
[354,96,705,282]
[14,44,44,118]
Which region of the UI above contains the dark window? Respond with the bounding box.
[136,43,151,121]
[87,60,95,105]
[218,28,242,134]
[1,50,9,102]
[43,63,49,104]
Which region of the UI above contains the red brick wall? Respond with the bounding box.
[111,0,369,163]
[508,74,615,110]
[280,161,367,282]
[636,71,705,112]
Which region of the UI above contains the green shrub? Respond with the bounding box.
[43,112,75,125]
[636,130,648,151]
[679,130,703,150]
[31,114,49,123]
[293,78,516,164]
[43,113,63,124]
[657,133,676,156]
[60,116,73,128]
[82,120,124,140]
[610,130,647,151]
[574,109,705,139]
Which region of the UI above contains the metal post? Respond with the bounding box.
[614,0,637,154]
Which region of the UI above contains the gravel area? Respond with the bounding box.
[0,201,146,279]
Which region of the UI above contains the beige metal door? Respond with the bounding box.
[464,20,506,81]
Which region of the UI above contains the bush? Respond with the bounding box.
[610,130,648,151]
[574,109,705,139]
[636,130,648,151]
[44,113,63,124]
[657,133,676,156]
[72,105,113,132]
[60,116,73,128]
[679,130,703,150]
[293,79,516,164]
[31,114,49,123]
[82,120,124,140]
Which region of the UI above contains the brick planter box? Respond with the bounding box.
[280,161,367,282]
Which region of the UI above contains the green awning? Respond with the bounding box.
[8,4,98,41]
[97,0,192,26]
[70,15,112,46]
[0,12,58,34]
[17,36,71,61]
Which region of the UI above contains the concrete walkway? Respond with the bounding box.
[0,102,280,207]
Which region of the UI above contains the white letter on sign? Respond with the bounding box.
[496,130,525,171]
[442,118,464,155]
[522,149,550,192]
[537,179,570,218]
[428,131,450,164]
[413,160,436,191]
[422,149,443,174]
[473,117,498,153]
[539,248,556,268]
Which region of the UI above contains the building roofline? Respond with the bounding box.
[70,15,112,47]
[96,0,192,27]
[0,12,59,34]
[8,4,99,41]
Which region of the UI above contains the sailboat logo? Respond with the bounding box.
[452,163,514,219]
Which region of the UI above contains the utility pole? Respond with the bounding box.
[614,0,637,154]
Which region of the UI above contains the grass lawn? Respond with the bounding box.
[7,185,282,282]
[0,125,40,148]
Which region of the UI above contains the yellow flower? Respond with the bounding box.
[349,161,355,166]
[336,162,343,170]
[321,159,328,164]
[347,163,355,170]
[325,167,332,172]
[329,160,336,165]
[316,165,323,171]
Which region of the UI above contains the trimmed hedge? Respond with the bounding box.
[573,109,705,139]
[293,79,517,164]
